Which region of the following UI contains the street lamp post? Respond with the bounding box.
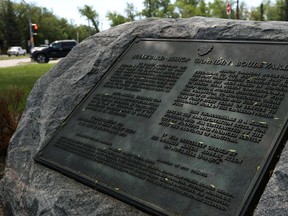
[22,0,34,53]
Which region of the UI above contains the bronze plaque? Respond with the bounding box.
[35,39,288,216]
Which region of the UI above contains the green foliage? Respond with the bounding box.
[1,0,288,52]
[0,2,4,49]
[110,0,288,29]
[196,0,208,17]
[266,0,287,20]
[107,12,128,27]
[107,3,137,27]
[0,1,92,53]
[2,0,20,48]
[76,25,97,41]
[125,3,137,21]
[78,5,100,33]
[0,86,24,156]
[0,63,54,156]
[207,0,227,18]
[249,0,288,21]
[141,0,179,18]
[175,0,199,18]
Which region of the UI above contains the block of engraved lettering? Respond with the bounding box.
[35,39,288,216]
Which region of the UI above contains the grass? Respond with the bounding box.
[0,64,55,110]
[0,55,29,60]
[0,63,55,156]
[0,87,24,155]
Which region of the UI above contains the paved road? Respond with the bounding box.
[0,57,32,68]
[0,57,60,68]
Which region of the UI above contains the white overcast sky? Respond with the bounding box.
[16,0,267,31]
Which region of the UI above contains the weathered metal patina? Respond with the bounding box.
[35,39,288,216]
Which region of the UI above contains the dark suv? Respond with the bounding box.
[31,40,77,63]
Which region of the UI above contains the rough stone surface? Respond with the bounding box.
[1,17,288,215]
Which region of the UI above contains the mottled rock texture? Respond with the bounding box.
[1,17,288,215]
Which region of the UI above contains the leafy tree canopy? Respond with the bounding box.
[0,0,94,52]
[1,0,288,53]
[78,5,100,33]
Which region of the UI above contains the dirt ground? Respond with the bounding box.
[0,156,5,216]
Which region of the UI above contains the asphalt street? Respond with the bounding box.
[0,56,60,68]
[0,57,32,68]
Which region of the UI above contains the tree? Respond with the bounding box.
[107,3,137,27]
[125,3,137,21]
[0,1,92,52]
[0,0,6,51]
[76,25,96,41]
[238,1,249,20]
[175,0,199,18]
[78,5,100,33]
[141,0,179,18]
[2,0,20,48]
[107,12,127,27]
[196,0,208,17]
[272,0,287,20]
[249,0,286,21]
[207,0,227,18]
[14,2,31,47]
[285,0,288,20]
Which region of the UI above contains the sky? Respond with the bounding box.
[16,0,267,31]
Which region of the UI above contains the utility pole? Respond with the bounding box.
[260,3,264,21]
[285,0,288,21]
[236,0,239,19]
[148,0,152,17]
[22,0,34,53]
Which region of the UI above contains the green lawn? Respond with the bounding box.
[0,63,55,111]
[0,55,29,60]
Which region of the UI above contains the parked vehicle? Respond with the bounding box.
[31,44,48,54]
[31,40,77,63]
[7,46,26,56]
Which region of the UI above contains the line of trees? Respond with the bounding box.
[0,0,96,53]
[0,0,288,53]
[105,0,288,24]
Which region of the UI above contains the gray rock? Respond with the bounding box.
[1,16,288,215]
[253,144,288,216]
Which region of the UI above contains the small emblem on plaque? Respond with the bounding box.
[198,45,214,56]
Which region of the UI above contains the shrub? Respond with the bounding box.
[0,86,24,156]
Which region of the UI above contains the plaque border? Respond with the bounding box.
[35,38,288,216]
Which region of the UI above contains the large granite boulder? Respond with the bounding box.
[1,17,288,215]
